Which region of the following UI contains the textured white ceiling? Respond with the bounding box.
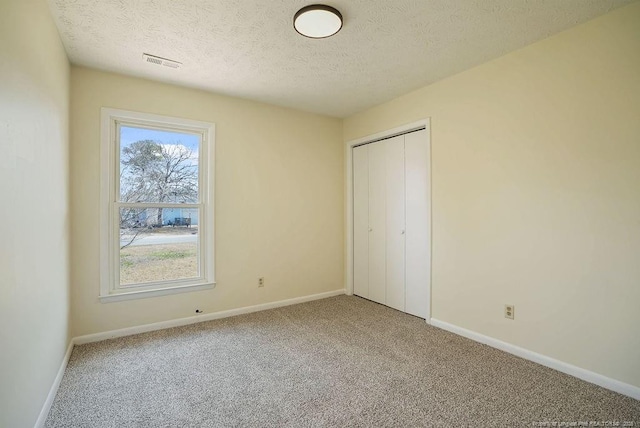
[48,0,635,117]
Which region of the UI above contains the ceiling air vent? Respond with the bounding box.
[142,53,182,69]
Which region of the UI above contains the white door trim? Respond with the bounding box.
[344,119,432,322]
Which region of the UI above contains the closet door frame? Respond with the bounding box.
[345,119,432,323]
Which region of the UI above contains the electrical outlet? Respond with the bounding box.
[505,304,514,320]
[258,277,265,287]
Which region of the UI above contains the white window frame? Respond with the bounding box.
[100,108,215,303]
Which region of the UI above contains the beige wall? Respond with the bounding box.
[2,3,637,424]
[0,0,71,426]
[344,3,640,388]
[70,67,344,337]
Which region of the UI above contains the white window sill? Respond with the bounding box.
[99,282,215,303]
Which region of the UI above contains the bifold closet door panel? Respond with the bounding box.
[367,140,387,305]
[352,145,369,298]
[385,136,406,312]
[405,130,430,318]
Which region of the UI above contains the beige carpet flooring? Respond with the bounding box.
[46,295,640,427]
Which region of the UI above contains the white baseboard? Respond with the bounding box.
[34,340,75,428]
[430,318,640,401]
[74,289,346,345]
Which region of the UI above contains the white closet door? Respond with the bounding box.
[405,129,430,318]
[352,145,369,298]
[367,140,386,305]
[385,136,406,311]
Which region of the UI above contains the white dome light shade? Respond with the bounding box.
[294,5,343,39]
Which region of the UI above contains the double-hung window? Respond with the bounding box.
[100,108,215,302]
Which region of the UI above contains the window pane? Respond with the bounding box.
[119,207,199,286]
[119,126,200,203]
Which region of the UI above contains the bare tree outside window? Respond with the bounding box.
[119,138,199,249]
[117,126,201,285]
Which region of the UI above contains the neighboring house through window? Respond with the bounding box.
[100,108,215,302]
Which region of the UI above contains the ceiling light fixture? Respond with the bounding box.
[294,4,343,39]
